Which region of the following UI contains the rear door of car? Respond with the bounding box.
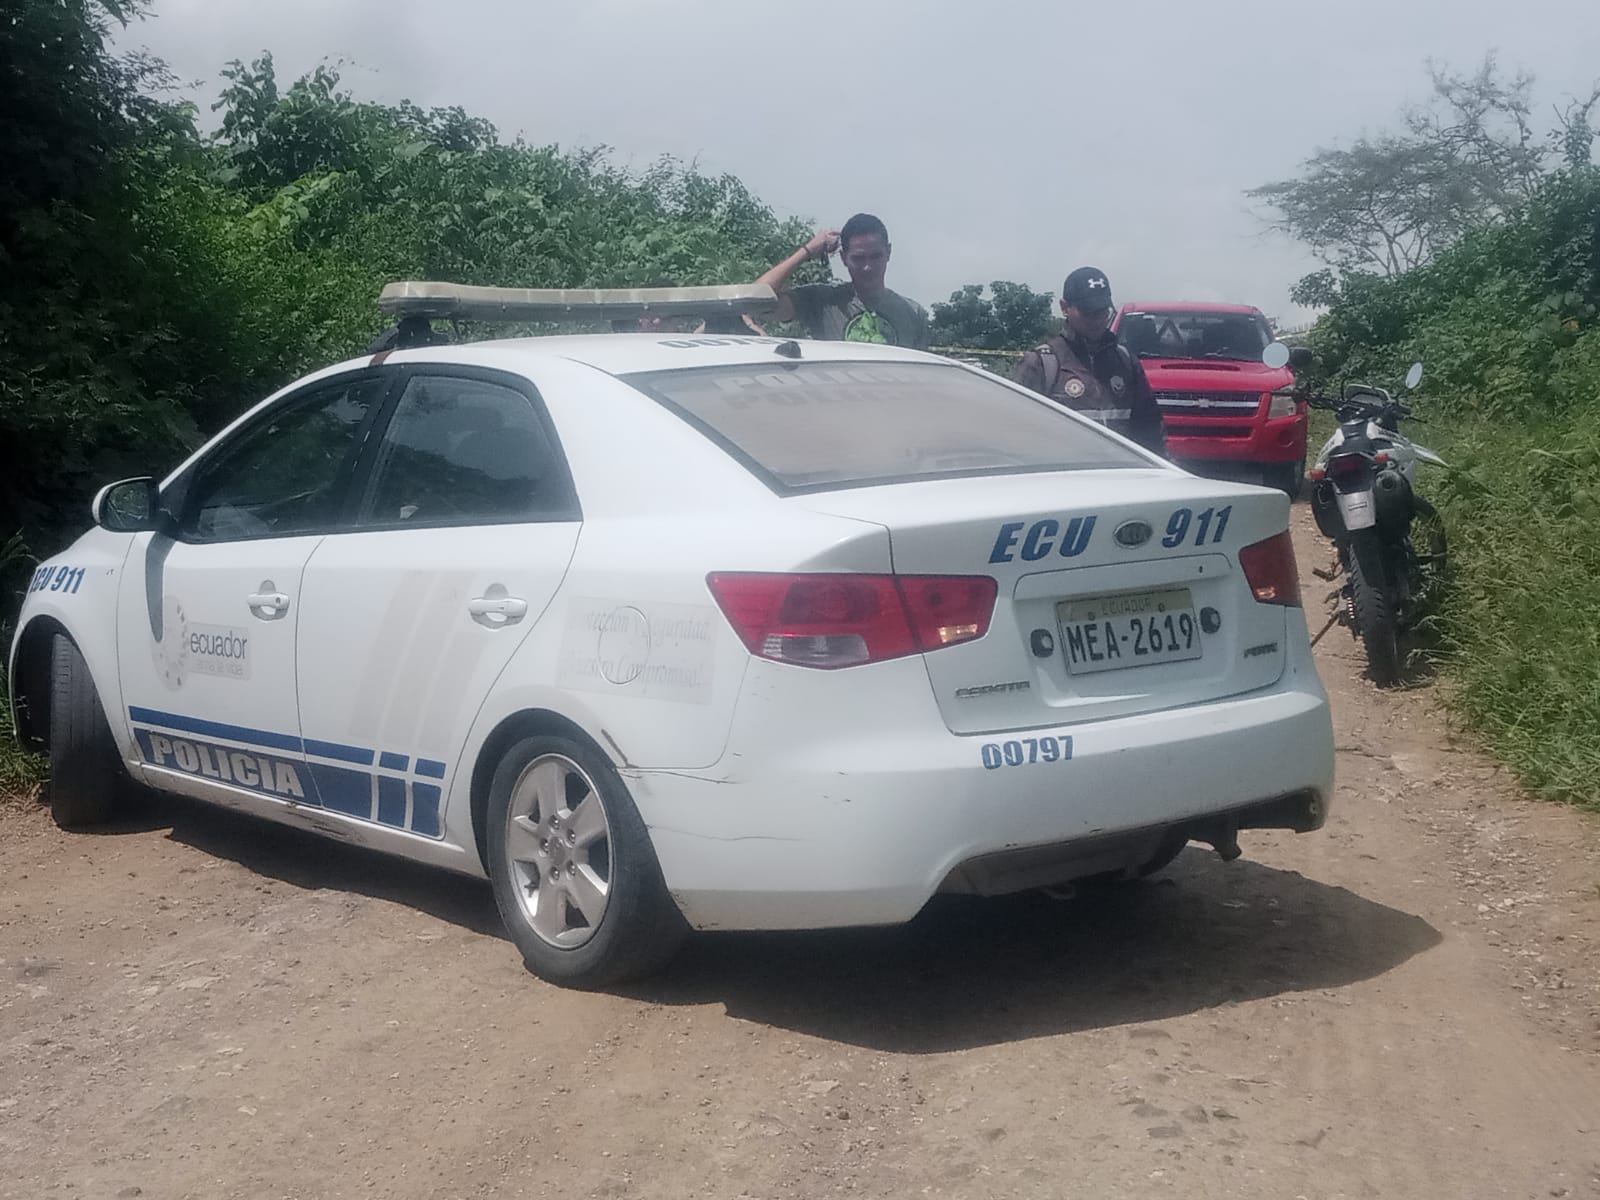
[292,365,581,839]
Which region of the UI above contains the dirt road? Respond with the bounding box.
[3,509,1598,1200]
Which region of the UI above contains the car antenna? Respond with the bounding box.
[773,340,802,358]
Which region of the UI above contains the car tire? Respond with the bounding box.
[47,634,124,828]
[485,734,687,988]
[1265,459,1305,500]
[1074,833,1190,893]
[1132,833,1190,878]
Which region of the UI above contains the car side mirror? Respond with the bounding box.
[91,477,164,533]
[1289,346,1315,370]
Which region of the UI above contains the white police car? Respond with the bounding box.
[8,282,1334,987]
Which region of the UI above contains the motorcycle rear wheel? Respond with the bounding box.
[1348,535,1402,685]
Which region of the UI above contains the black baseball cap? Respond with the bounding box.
[1063,266,1114,312]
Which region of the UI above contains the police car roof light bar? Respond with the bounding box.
[378,280,780,322]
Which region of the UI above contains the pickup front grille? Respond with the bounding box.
[1154,391,1263,415]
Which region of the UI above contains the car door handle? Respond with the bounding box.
[246,590,291,619]
[467,595,528,627]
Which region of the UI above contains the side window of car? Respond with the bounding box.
[357,373,577,527]
[181,375,386,543]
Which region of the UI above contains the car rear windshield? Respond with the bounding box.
[623,360,1148,493]
[1120,310,1273,362]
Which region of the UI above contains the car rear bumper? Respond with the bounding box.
[1166,414,1307,465]
[626,627,1334,931]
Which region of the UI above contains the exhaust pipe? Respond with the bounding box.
[1195,822,1242,862]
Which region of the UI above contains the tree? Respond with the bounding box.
[1250,137,1476,276]
[1,0,210,573]
[0,0,143,241]
[1289,269,1342,310]
[1404,55,1545,207]
[990,281,1057,348]
[1,7,826,601]
[1553,85,1600,168]
[930,281,1056,349]
[1251,55,1600,282]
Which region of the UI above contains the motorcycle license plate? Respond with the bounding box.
[1058,588,1203,675]
[1336,490,1377,529]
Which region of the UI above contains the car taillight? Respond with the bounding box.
[899,575,999,649]
[1237,531,1301,606]
[705,573,997,669]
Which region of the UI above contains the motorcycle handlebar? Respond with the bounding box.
[1305,393,1411,422]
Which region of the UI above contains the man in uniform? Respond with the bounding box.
[1013,266,1166,456]
[754,213,929,349]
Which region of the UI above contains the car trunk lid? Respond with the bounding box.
[796,470,1292,734]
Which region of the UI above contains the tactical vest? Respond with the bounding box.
[1034,334,1139,439]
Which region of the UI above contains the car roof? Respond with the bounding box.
[1120,302,1265,316]
[163,335,980,491]
[303,333,945,387]
[396,334,934,376]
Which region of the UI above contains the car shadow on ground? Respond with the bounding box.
[142,790,506,938]
[628,850,1442,1053]
[133,794,1439,1052]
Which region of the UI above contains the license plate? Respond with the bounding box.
[1336,489,1376,530]
[1057,588,1204,675]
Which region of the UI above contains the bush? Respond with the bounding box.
[1,8,817,584]
[0,536,46,801]
[1304,168,1600,809]
[1428,406,1600,810]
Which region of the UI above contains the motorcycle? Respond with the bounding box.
[1262,345,1449,684]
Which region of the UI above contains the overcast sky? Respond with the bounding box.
[117,0,1597,325]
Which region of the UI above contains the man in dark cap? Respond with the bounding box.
[1013,267,1166,456]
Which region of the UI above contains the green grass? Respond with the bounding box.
[1,530,49,803]
[0,659,46,804]
[1424,411,1600,811]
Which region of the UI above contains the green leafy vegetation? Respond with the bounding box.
[0,536,45,798]
[1285,159,1600,810]
[929,281,1057,351]
[0,3,816,603]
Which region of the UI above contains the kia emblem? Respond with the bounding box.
[1114,519,1153,549]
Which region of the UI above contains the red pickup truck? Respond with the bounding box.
[1113,302,1307,496]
